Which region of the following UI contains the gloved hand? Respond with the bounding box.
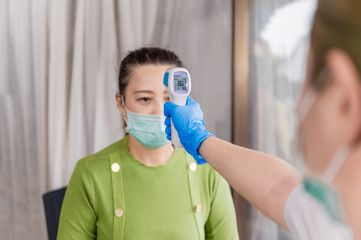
[164,96,214,164]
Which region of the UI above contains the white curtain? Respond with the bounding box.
[0,0,232,239]
[247,0,316,239]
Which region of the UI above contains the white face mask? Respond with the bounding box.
[294,70,350,222]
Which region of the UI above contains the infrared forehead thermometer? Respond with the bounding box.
[164,67,191,148]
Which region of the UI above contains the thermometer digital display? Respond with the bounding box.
[174,72,188,93]
[164,67,192,148]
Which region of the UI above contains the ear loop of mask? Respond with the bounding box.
[294,67,328,174]
[321,145,351,184]
[295,67,330,123]
[120,95,128,125]
[293,87,318,174]
[316,68,352,183]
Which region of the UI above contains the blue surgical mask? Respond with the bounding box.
[122,97,170,149]
[294,76,350,222]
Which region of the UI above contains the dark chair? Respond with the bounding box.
[42,187,67,240]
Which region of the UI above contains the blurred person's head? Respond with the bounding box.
[115,47,183,149]
[299,0,361,175]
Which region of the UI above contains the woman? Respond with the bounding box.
[57,47,239,239]
[164,0,361,239]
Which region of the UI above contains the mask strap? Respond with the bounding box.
[321,145,351,184]
[296,67,330,123]
[296,88,318,124]
[120,95,127,111]
[120,95,128,124]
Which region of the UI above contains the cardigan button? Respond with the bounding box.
[115,208,124,217]
[195,204,202,213]
[189,162,197,171]
[111,163,120,172]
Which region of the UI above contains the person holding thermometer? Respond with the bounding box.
[164,0,361,239]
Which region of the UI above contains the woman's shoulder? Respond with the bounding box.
[76,136,128,172]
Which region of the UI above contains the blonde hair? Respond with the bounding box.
[310,0,361,89]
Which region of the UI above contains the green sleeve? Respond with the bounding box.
[57,160,97,240]
[205,172,239,240]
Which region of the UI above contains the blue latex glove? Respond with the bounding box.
[164,96,214,164]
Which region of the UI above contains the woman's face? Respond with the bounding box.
[117,64,173,116]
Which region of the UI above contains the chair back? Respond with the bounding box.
[42,187,67,240]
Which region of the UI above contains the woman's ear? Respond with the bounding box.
[115,94,126,115]
[326,49,361,143]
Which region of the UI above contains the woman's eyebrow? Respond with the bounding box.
[134,90,153,94]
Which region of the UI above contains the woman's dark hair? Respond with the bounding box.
[118,47,183,96]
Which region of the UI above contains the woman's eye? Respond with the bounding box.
[138,97,151,102]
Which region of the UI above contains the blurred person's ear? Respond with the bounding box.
[326,49,361,144]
